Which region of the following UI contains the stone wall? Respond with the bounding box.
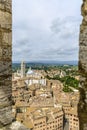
[78,0,87,130]
[0,0,12,127]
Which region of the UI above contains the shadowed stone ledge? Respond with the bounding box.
[0,121,30,130]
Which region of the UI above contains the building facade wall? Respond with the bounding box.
[21,61,26,78]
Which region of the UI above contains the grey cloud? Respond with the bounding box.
[50,16,81,39]
[13,0,82,62]
[29,46,79,61]
[44,46,78,56]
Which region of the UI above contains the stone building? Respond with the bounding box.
[15,107,64,130]
[21,61,26,78]
[63,105,79,130]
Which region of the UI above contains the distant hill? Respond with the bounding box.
[13,60,78,66]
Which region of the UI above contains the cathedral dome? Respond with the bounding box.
[27,67,34,75]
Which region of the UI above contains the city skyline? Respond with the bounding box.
[13,0,82,62]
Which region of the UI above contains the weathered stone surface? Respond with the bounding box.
[0,121,30,130]
[0,0,12,127]
[0,0,11,13]
[9,121,30,130]
[78,0,87,130]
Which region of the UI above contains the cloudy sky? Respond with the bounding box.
[12,0,82,62]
